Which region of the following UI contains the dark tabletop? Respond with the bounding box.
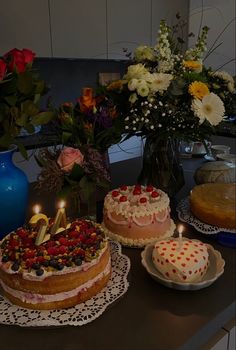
[0,157,235,350]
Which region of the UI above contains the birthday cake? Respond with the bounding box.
[190,183,236,229]
[0,219,111,310]
[102,185,175,247]
[152,238,209,283]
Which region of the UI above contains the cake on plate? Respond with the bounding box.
[190,183,236,229]
[152,238,209,283]
[102,185,175,247]
[0,219,111,310]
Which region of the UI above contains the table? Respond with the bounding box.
[0,157,235,350]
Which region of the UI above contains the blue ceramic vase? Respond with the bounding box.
[0,146,29,239]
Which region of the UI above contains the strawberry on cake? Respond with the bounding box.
[102,185,175,247]
[152,238,209,283]
[0,219,111,310]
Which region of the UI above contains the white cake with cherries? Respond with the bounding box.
[102,185,175,247]
[152,238,209,283]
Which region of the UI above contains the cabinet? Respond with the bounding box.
[0,0,51,57]
[107,0,151,59]
[49,0,107,59]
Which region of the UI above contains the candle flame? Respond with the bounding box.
[177,224,184,235]
[33,204,41,215]
[59,200,66,209]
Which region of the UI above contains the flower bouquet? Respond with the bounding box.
[106,19,236,196]
[0,48,54,157]
[36,88,121,216]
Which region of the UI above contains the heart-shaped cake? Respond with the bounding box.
[152,238,209,283]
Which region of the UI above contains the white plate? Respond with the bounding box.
[204,154,215,161]
[141,242,225,290]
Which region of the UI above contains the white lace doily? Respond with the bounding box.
[0,240,130,327]
[177,197,236,235]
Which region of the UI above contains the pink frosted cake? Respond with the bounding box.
[152,238,209,283]
[102,185,175,247]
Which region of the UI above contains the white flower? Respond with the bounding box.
[124,63,149,80]
[191,93,225,126]
[149,73,173,93]
[136,81,149,97]
[128,79,139,91]
[228,82,235,93]
[129,93,138,104]
[212,70,234,83]
[134,45,156,62]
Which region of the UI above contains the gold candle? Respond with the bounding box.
[51,200,67,235]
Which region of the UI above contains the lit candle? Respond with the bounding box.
[29,204,48,227]
[177,224,184,251]
[51,200,67,235]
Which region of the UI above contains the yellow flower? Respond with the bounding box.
[189,81,210,100]
[184,60,202,72]
[106,79,126,91]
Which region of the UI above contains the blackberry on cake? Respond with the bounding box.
[0,219,111,310]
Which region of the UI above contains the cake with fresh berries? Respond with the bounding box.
[102,185,175,247]
[152,238,209,283]
[0,220,111,310]
[190,183,236,229]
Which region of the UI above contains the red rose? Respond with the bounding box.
[0,59,7,80]
[22,48,35,64]
[4,48,26,73]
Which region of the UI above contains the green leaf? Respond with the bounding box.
[68,163,85,181]
[0,133,12,149]
[4,95,18,106]
[62,131,72,144]
[17,72,33,95]
[24,123,35,134]
[15,113,28,127]
[22,100,39,116]
[31,111,54,125]
[15,142,28,160]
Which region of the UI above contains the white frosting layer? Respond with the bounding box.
[102,220,175,247]
[104,185,169,220]
[152,238,209,282]
[0,258,111,305]
[0,242,108,281]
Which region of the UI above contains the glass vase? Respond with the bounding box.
[0,146,29,239]
[138,136,185,197]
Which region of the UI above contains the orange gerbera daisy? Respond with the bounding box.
[183,60,202,72]
[188,81,210,100]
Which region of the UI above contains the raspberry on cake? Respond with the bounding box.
[0,219,111,310]
[102,185,175,247]
[152,238,209,283]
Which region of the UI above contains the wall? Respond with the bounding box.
[188,0,236,75]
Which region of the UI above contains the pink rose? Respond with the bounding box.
[57,147,84,172]
[0,59,7,80]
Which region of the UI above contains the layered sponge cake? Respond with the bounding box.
[0,219,111,310]
[102,185,175,247]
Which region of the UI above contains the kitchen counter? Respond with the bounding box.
[0,156,235,350]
